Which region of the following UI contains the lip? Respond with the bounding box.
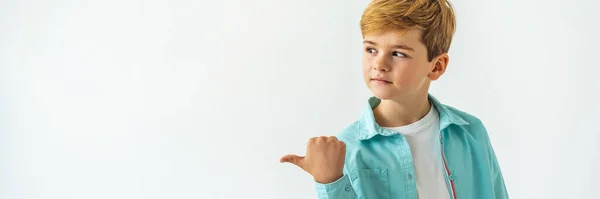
[371,78,392,84]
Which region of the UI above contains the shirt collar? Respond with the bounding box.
[355,94,470,140]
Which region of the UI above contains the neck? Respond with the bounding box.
[373,92,431,127]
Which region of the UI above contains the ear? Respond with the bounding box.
[428,53,449,81]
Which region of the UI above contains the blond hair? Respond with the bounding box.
[360,0,456,61]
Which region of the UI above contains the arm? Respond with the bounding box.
[483,127,509,198]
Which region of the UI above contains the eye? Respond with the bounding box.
[366,47,377,54]
[393,51,407,58]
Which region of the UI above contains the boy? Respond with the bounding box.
[280,0,508,198]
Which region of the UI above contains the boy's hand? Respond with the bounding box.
[280,136,346,184]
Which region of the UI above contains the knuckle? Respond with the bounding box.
[312,137,324,144]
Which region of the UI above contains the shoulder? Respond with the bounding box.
[445,104,485,126]
[441,104,491,140]
[334,121,360,144]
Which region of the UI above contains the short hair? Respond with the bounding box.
[360,0,457,61]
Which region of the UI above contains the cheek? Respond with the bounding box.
[391,62,421,82]
[361,55,370,68]
[362,57,372,74]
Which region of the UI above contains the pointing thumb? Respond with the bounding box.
[280,154,305,168]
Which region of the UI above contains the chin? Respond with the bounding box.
[369,87,399,100]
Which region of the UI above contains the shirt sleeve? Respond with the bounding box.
[482,126,509,198]
[314,174,357,199]
[488,142,509,198]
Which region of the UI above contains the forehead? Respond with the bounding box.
[363,29,423,47]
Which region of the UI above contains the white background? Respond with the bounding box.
[2,0,599,198]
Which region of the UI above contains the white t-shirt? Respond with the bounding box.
[382,104,450,199]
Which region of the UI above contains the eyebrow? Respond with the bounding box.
[363,40,415,51]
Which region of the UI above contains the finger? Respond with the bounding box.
[327,136,339,142]
[315,136,327,143]
[280,154,305,168]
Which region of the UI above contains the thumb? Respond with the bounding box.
[280,154,305,168]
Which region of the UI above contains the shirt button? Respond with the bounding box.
[407,173,414,181]
[344,184,352,192]
[449,175,455,180]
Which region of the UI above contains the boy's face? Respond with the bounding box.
[362,29,447,100]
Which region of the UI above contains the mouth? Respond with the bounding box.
[371,78,392,84]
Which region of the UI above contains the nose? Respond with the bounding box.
[373,57,390,72]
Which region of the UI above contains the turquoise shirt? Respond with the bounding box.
[315,94,508,199]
